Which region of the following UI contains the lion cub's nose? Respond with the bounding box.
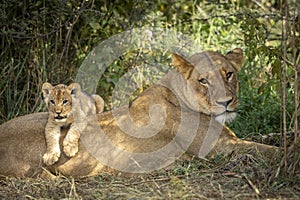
[216,98,233,107]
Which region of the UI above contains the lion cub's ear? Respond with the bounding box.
[225,48,245,72]
[67,83,81,98]
[42,82,53,100]
[172,53,194,79]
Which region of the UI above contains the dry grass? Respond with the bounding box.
[1,146,299,200]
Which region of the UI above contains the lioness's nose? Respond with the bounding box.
[56,110,62,114]
[216,98,233,107]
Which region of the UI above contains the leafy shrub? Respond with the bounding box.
[0,0,298,139]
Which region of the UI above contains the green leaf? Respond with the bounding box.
[89,22,101,30]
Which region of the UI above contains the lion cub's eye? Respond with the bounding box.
[62,100,69,105]
[199,78,209,85]
[49,100,55,105]
[226,72,233,80]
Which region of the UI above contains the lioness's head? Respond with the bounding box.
[42,83,81,123]
[172,48,244,124]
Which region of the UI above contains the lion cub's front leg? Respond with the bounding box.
[63,122,84,157]
[43,124,61,166]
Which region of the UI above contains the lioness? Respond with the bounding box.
[42,83,104,165]
[0,49,277,177]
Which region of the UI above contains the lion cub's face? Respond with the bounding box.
[172,48,244,124]
[42,83,78,123]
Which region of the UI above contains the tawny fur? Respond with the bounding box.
[42,83,104,166]
[0,49,277,177]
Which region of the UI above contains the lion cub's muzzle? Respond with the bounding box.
[54,113,68,122]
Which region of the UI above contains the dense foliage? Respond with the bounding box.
[0,0,299,138]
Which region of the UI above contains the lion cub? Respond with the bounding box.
[42,82,104,166]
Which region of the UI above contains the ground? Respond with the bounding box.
[0,144,299,199]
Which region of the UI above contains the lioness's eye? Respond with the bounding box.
[50,100,55,105]
[63,100,68,105]
[199,78,208,85]
[226,72,233,80]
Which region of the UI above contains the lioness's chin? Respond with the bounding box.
[215,112,237,124]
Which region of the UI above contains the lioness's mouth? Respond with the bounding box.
[214,110,237,124]
[215,110,236,116]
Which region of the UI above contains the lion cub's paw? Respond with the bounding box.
[43,151,61,166]
[63,140,78,157]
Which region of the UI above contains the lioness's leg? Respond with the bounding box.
[63,123,82,157]
[92,94,104,114]
[43,124,61,166]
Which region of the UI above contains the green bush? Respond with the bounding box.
[0,0,298,138]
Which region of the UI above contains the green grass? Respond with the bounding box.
[0,148,299,199]
[0,0,299,199]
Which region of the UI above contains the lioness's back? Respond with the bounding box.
[0,113,48,176]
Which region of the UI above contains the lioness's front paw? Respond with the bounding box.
[43,151,60,166]
[63,140,78,157]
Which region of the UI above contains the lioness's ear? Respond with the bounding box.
[172,53,194,79]
[67,83,81,97]
[225,48,245,72]
[42,82,53,99]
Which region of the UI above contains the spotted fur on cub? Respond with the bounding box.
[42,83,104,166]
